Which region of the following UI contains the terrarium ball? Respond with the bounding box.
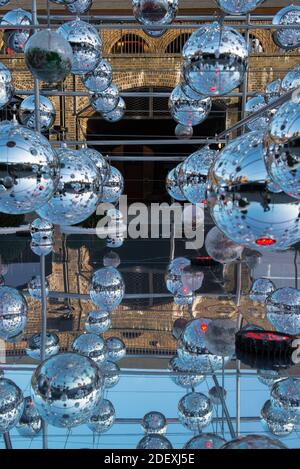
[205,227,243,264]
[28,275,49,300]
[169,85,211,127]
[19,95,56,133]
[31,352,103,428]
[88,398,115,433]
[204,319,236,358]
[282,66,300,92]
[221,434,287,449]
[85,310,112,334]
[166,166,186,201]
[1,9,33,53]
[0,121,59,214]
[16,396,42,438]
[178,392,213,431]
[272,5,300,51]
[100,360,120,389]
[90,267,125,311]
[57,19,102,75]
[80,146,110,185]
[0,378,24,433]
[137,434,173,450]
[208,386,227,405]
[36,146,100,226]
[183,22,248,96]
[132,0,179,37]
[82,58,112,93]
[26,332,59,360]
[90,84,119,113]
[0,286,27,341]
[175,124,193,139]
[106,336,126,362]
[257,369,282,387]
[66,0,93,14]
[168,355,205,389]
[0,63,13,110]
[30,218,53,244]
[245,95,271,131]
[249,278,276,303]
[99,166,124,204]
[271,378,300,424]
[266,287,300,335]
[261,399,295,436]
[72,333,107,365]
[103,250,121,268]
[184,433,226,449]
[142,411,167,434]
[265,79,282,104]
[25,29,73,83]
[207,130,300,251]
[102,97,126,123]
[216,0,265,15]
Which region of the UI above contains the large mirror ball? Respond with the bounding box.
[216,0,266,15]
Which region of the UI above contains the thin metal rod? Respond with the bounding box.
[53,139,227,146]
[39,255,47,362]
[212,373,236,439]
[31,0,41,133]
[3,432,12,449]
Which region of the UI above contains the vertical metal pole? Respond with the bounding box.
[32,0,41,133]
[211,373,236,439]
[240,13,250,134]
[235,260,242,436]
[3,432,12,449]
[40,253,48,450]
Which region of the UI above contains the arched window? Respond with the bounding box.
[111,34,149,54]
[165,33,192,54]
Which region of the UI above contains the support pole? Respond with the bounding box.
[3,432,12,449]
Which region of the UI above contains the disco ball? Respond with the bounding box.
[261,399,295,436]
[80,147,110,184]
[25,29,73,83]
[168,355,205,388]
[102,97,126,123]
[90,267,125,311]
[107,208,123,222]
[172,317,188,340]
[266,287,300,335]
[0,63,13,110]
[205,227,243,264]
[0,286,27,341]
[175,124,193,139]
[90,84,119,113]
[26,332,59,360]
[245,95,271,131]
[16,396,42,438]
[183,22,248,96]
[177,340,227,373]
[19,96,56,133]
[0,121,59,215]
[249,278,276,303]
[132,0,179,38]
[174,286,194,305]
[166,166,186,201]
[0,378,24,433]
[272,5,300,50]
[31,352,103,428]
[221,434,287,449]
[57,19,102,75]
[204,319,236,358]
[207,130,300,251]
[30,240,53,257]
[184,433,226,449]
[30,218,53,244]
[85,310,112,334]
[36,146,100,226]
[88,398,115,433]
[180,318,210,353]
[106,337,126,362]
[81,58,112,93]
[257,369,282,387]
[169,85,211,127]
[103,250,121,268]
[178,392,213,431]
[216,0,265,15]
[136,434,173,449]
[180,79,205,100]
[72,333,107,365]
[265,79,282,104]
[142,411,167,434]
[1,9,33,53]
[178,146,217,204]
[165,257,191,294]
[181,266,204,292]
[28,275,49,300]
[100,360,120,389]
[208,386,227,405]
[271,378,300,424]
[106,235,125,249]
[264,100,300,200]
[99,166,124,204]
[66,0,93,14]
[282,66,300,92]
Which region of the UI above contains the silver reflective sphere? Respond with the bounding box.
[282,66,300,92]
[183,22,248,96]
[30,218,53,244]
[181,317,211,355]
[178,392,213,431]
[142,411,167,434]
[257,369,282,387]
[81,58,112,93]
[106,234,125,249]
[90,267,125,311]
[221,434,287,449]
[166,166,185,201]
[204,319,236,358]
[0,0,10,5]
[271,378,300,424]
[1,9,33,53]
[208,386,227,405]
[245,95,271,131]
[177,344,227,373]
[0,286,27,341]
[0,63,13,110]
[90,84,119,113]
[216,0,265,15]
[19,96,56,133]
[168,355,205,388]
[181,266,204,292]
[80,146,110,185]
[103,251,121,268]
[132,0,178,38]
[261,399,295,436]
[25,29,73,83]
[36,146,100,226]
[106,336,126,362]
[28,275,49,300]
[265,79,282,104]
[205,226,243,264]
[175,123,193,139]
[178,146,217,204]
[57,19,102,75]
[0,121,59,214]
[100,360,120,389]
[72,333,107,365]
[165,257,191,295]
[137,434,173,449]
[85,310,112,334]
[249,278,276,303]
[0,378,24,433]
[102,97,126,123]
[88,398,115,433]
[99,166,124,204]
[207,130,300,251]
[30,241,53,257]
[31,352,103,428]
[26,332,59,360]
[174,286,194,305]
[266,287,300,335]
[184,433,226,449]
[66,0,93,14]
[272,5,300,51]
[169,85,211,127]
[16,396,42,437]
